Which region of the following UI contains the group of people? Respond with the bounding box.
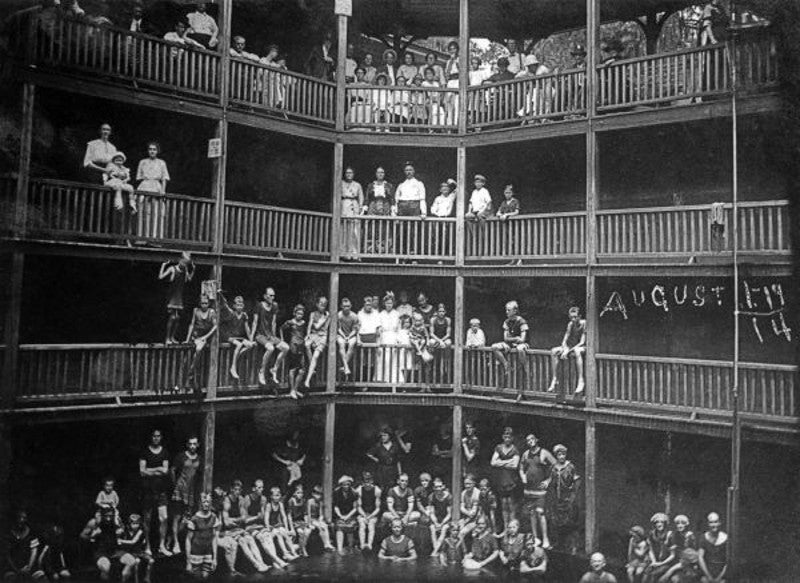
[339,162,528,262]
[82,123,171,244]
[625,512,728,583]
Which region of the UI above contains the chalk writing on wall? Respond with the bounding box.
[599,280,792,343]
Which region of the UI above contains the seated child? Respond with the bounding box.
[104,152,136,213]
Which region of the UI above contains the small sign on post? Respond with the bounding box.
[207,138,222,159]
[334,0,352,17]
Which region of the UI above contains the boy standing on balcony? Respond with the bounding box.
[466,175,493,222]
[337,298,359,378]
[159,252,195,345]
[548,306,586,396]
[491,300,531,402]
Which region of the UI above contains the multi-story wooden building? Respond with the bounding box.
[0,0,795,579]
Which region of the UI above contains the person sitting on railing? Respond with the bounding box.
[429,303,452,352]
[252,287,289,387]
[548,306,586,395]
[337,297,360,379]
[465,318,486,348]
[466,174,493,222]
[491,300,531,402]
[218,291,255,382]
[304,296,329,390]
[160,252,195,345]
[186,2,218,49]
[62,0,86,21]
[229,35,260,61]
[136,141,170,240]
[430,180,455,218]
[361,52,377,83]
[83,123,118,182]
[104,152,136,228]
[280,304,307,400]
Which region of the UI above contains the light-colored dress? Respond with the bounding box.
[136,157,170,239]
[341,180,364,259]
[377,309,400,383]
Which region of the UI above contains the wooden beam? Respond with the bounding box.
[202,411,216,492]
[325,272,340,393]
[451,405,463,522]
[457,0,469,134]
[453,275,464,396]
[14,83,34,235]
[323,402,335,522]
[331,143,344,263]
[584,416,598,554]
[218,0,232,106]
[586,0,599,119]
[336,15,349,132]
[455,146,466,267]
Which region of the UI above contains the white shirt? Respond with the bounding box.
[345,58,357,79]
[187,11,218,37]
[469,187,492,214]
[357,310,381,336]
[431,193,455,218]
[83,139,117,168]
[466,328,486,347]
[506,52,525,75]
[130,18,142,33]
[230,48,260,62]
[395,177,427,214]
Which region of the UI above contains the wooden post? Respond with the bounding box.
[451,405,463,522]
[584,416,598,554]
[331,142,344,263]
[325,272,340,393]
[323,402,336,521]
[0,423,11,529]
[1,253,24,409]
[202,410,216,492]
[218,0,232,106]
[453,275,464,395]
[455,146,466,267]
[335,13,348,132]
[14,83,34,236]
[586,0,599,119]
[457,0,469,134]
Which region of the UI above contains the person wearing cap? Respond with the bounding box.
[519,434,556,550]
[490,427,521,529]
[431,180,455,218]
[377,49,398,85]
[627,525,652,583]
[516,52,554,120]
[333,475,358,554]
[505,39,526,75]
[580,552,618,583]
[186,2,218,49]
[697,512,727,583]
[103,151,136,218]
[548,444,581,554]
[306,484,336,552]
[466,174,493,222]
[646,512,674,582]
[356,471,382,551]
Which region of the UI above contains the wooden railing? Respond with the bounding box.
[344,85,458,133]
[597,354,796,418]
[338,344,454,392]
[31,16,220,99]
[462,347,580,397]
[25,178,214,247]
[464,212,586,262]
[467,69,586,130]
[216,344,327,394]
[15,343,206,401]
[229,58,336,126]
[597,200,789,258]
[223,201,331,258]
[597,37,777,111]
[346,216,456,262]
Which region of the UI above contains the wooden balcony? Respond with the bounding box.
[597,353,796,419]
[344,85,458,133]
[345,216,456,263]
[11,14,779,135]
[464,212,587,264]
[14,343,793,427]
[597,200,790,260]
[30,16,220,101]
[224,200,331,259]
[466,69,586,130]
[230,58,336,126]
[23,178,215,249]
[337,344,454,393]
